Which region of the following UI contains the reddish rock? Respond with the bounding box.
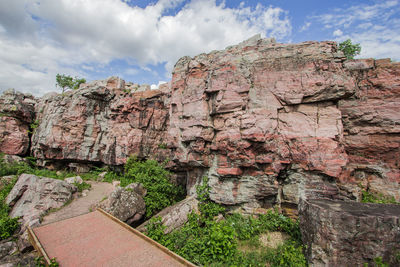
[339,58,400,200]
[2,36,398,212]
[0,89,36,155]
[31,77,171,166]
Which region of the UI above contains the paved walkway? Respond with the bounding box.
[42,181,114,225]
[32,210,194,267]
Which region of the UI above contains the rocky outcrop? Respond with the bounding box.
[137,195,199,234]
[97,183,146,224]
[5,174,76,251]
[0,89,36,155]
[1,36,399,213]
[339,59,400,201]
[168,38,355,214]
[167,37,399,214]
[299,199,400,266]
[31,76,171,167]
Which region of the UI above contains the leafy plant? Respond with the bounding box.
[74,181,91,192]
[35,256,59,267]
[361,188,399,205]
[56,74,86,93]
[145,176,306,266]
[124,156,184,218]
[28,119,40,134]
[196,176,225,223]
[338,39,361,59]
[0,176,19,240]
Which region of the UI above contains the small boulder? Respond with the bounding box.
[97,183,146,224]
[64,176,83,185]
[98,171,107,181]
[137,195,199,234]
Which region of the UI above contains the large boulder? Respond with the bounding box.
[0,89,36,155]
[5,174,76,251]
[137,195,199,234]
[299,199,400,266]
[97,183,146,224]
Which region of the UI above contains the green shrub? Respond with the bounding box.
[338,39,361,59]
[124,156,184,218]
[196,176,225,223]
[74,181,91,192]
[56,74,86,93]
[145,176,306,266]
[226,209,301,242]
[361,189,399,204]
[0,176,19,240]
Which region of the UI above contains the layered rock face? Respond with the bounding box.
[299,199,400,266]
[168,37,399,213]
[0,89,36,155]
[339,59,400,200]
[31,77,171,166]
[1,37,399,213]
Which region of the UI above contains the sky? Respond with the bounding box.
[0,0,399,96]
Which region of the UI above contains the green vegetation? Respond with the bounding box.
[0,177,19,240]
[35,256,59,267]
[146,177,306,266]
[157,143,168,149]
[338,39,361,60]
[74,181,91,192]
[29,119,40,134]
[56,74,86,93]
[124,156,184,218]
[361,188,399,205]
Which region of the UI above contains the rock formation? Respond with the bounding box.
[137,195,199,234]
[31,77,171,167]
[299,199,400,266]
[0,36,399,215]
[97,183,146,224]
[0,89,36,155]
[6,174,77,251]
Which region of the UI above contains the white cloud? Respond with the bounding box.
[0,0,292,96]
[300,22,311,32]
[311,0,400,60]
[125,68,139,75]
[151,81,167,89]
[333,29,343,37]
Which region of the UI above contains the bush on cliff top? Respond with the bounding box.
[338,39,361,59]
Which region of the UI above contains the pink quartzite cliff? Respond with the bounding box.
[1,36,399,214]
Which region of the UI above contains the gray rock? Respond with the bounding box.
[64,176,83,185]
[0,240,17,260]
[98,171,107,181]
[299,199,400,266]
[137,196,199,234]
[5,173,76,251]
[97,183,146,224]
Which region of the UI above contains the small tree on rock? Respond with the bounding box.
[338,39,361,60]
[56,74,86,93]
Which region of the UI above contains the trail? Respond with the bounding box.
[42,181,115,225]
